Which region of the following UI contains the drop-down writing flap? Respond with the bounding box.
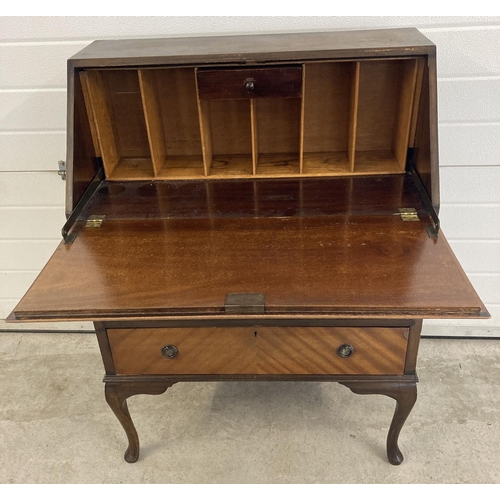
[9,212,488,321]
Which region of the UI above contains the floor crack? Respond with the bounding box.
[13,335,24,359]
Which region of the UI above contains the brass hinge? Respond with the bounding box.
[398,208,420,222]
[85,215,105,228]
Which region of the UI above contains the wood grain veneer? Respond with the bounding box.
[108,327,409,375]
[79,176,425,221]
[12,214,486,320]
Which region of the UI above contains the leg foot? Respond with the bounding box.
[104,381,175,463]
[339,380,417,465]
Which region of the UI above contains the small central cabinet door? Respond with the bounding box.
[107,326,409,376]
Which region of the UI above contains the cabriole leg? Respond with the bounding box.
[104,381,176,463]
[339,380,417,465]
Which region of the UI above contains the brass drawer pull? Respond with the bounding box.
[245,81,255,92]
[337,344,354,358]
[161,345,178,359]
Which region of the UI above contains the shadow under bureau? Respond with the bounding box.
[8,28,488,465]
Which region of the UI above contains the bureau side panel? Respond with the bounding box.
[66,67,101,215]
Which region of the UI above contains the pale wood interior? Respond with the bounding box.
[81,70,154,180]
[138,70,165,176]
[355,59,418,173]
[302,62,354,174]
[154,68,204,177]
[255,98,301,176]
[206,99,253,177]
[81,59,421,181]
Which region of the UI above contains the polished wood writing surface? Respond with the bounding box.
[80,175,425,221]
[12,213,485,320]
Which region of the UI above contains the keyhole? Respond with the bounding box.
[254,331,258,338]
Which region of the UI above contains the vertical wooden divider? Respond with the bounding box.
[198,100,213,176]
[138,70,166,177]
[347,62,360,172]
[195,69,212,176]
[299,64,306,173]
[250,99,259,175]
[80,70,120,178]
[393,59,419,170]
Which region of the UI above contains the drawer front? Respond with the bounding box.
[108,326,408,376]
[109,328,256,375]
[196,66,302,100]
[256,327,408,375]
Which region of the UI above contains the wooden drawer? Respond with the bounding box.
[107,326,409,375]
[196,66,302,100]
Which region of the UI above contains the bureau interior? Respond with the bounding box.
[80,58,421,182]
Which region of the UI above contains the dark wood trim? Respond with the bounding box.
[404,319,423,375]
[14,309,485,322]
[100,318,414,330]
[427,49,440,212]
[65,65,75,216]
[103,374,418,384]
[70,55,426,73]
[68,29,435,69]
[71,47,435,69]
[94,322,115,375]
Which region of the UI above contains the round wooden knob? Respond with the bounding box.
[161,345,178,359]
[337,344,354,358]
[245,81,255,91]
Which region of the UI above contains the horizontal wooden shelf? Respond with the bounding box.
[256,154,300,177]
[108,158,155,181]
[209,155,253,178]
[302,152,351,175]
[354,151,404,175]
[157,156,205,179]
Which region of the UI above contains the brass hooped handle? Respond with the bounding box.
[161,345,178,359]
[337,344,354,358]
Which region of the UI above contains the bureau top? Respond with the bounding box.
[68,28,435,68]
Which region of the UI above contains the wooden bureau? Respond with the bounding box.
[8,28,488,465]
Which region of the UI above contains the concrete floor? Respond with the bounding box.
[0,332,499,484]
